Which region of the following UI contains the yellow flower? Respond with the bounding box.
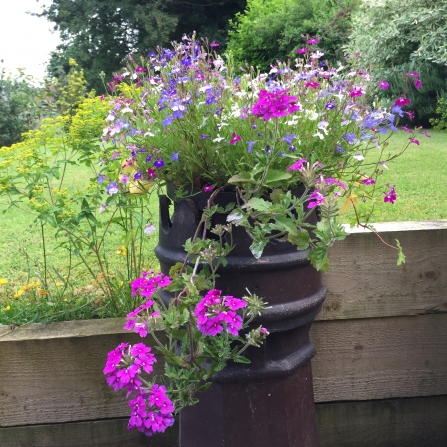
[0,278,8,287]
[5,305,10,311]
[115,245,127,256]
[55,282,64,287]
[14,289,24,298]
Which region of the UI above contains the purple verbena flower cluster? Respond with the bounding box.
[194,289,247,336]
[104,342,156,393]
[251,89,300,120]
[128,385,175,436]
[104,342,175,436]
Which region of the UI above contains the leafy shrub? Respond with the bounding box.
[57,58,95,121]
[227,0,356,71]
[345,0,447,126]
[0,67,43,147]
[430,96,447,131]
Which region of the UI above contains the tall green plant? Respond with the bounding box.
[0,97,154,314]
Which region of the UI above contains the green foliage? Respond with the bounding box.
[57,58,95,121]
[0,96,156,316]
[376,62,447,126]
[0,67,44,147]
[227,0,356,71]
[40,0,246,91]
[345,0,447,126]
[346,0,447,67]
[430,96,447,131]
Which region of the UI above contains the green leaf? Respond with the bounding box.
[243,197,271,212]
[264,169,292,187]
[288,230,311,250]
[308,246,330,272]
[250,237,268,259]
[233,355,251,364]
[269,188,284,204]
[273,215,297,236]
[396,239,406,266]
[227,173,257,184]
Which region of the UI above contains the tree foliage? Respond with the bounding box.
[345,0,447,126]
[0,68,43,147]
[40,0,245,92]
[226,0,356,71]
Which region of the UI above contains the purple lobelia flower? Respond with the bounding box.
[384,185,397,204]
[106,182,119,195]
[153,158,165,169]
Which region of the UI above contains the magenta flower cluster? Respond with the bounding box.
[128,385,175,436]
[251,89,300,120]
[131,271,172,299]
[194,289,247,336]
[104,342,156,393]
[123,272,171,337]
[104,342,175,436]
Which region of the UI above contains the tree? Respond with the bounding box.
[345,0,447,126]
[0,67,43,147]
[226,0,356,72]
[40,0,246,92]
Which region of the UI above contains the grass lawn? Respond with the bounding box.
[340,129,447,223]
[1,129,446,324]
[0,160,160,324]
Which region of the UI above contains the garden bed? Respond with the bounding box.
[1,221,447,447]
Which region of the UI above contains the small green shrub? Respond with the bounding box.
[430,96,447,131]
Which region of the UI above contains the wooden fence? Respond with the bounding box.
[1,221,447,446]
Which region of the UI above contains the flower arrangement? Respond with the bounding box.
[101,35,428,437]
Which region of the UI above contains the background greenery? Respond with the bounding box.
[2,0,447,325]
[39,0,246,92]
[227,0,355,72]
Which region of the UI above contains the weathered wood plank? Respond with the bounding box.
[316,395,447,447]
[2,396,446,447]
[2,314,446,426]
[0,328,167,427]
[0,418,178,447]
[320,220,447,320]
[0,318,129,341]
[311,314,447,402]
